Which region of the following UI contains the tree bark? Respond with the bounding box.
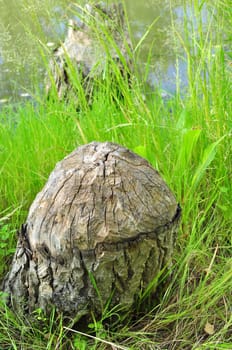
[2,142,181,320]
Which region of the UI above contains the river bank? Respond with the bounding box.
[0,1,231,349]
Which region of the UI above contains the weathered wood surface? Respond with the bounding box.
[2,142,181,319]
[46,2,133,100]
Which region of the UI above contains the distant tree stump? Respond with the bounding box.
[46,2,133,102]
[2,142,181,320]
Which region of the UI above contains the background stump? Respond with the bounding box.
[2,142,181,319]
[46,2,133,101]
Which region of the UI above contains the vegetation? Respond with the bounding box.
[0,0,231,349]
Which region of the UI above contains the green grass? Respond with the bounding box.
[0,0,231,349]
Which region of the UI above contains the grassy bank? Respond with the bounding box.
[0,1,231,349]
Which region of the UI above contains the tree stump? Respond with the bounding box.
[2,142,181,320]
[46,2,133,101]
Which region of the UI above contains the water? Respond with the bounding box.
[0,0,70,104]
[0,0,208,104]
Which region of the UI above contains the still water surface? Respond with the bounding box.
[0,0,208,104]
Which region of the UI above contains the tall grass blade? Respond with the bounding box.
[191,135,226,189]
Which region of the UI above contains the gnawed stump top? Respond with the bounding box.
[27,141,180,254]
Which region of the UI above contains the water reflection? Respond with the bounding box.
[0,0,202,103]
[126,0,186,93]
[0,0,71,102]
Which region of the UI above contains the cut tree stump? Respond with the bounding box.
[2,142,181,320]
[46,2,133,102]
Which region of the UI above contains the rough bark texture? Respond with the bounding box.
[2,142,181,319]
[46,2,132,101]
